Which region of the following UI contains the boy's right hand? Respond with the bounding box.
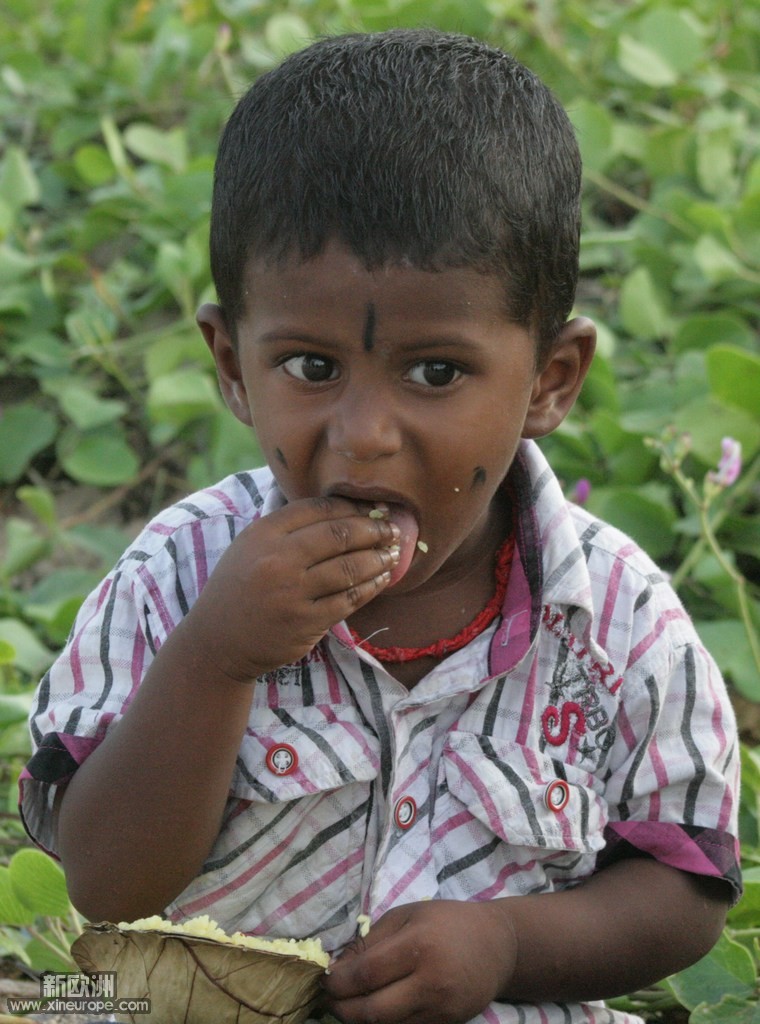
[183,496,400,683]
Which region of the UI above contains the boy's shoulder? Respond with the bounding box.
[519,441,666,589]
[566,501,664,580]
[117,465,278,567]
[562,500,701,653]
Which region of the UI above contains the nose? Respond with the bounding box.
[327,381,403,463]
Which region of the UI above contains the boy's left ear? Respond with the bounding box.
[196,302,254,427]
[522,317,596,439]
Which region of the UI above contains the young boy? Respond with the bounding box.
[21,29,740,1024]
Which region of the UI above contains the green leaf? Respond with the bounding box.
[694,235,746,284]
[0,403,57,483]
[25,932,76,973]
[12,332,72,368]
[0,925,32,967]
[674,314,756,354]
[124,123,188,174]
[706,345,760,421]
[0,618,54,676]
[619,267,671,340]
[187,411,263,490]
[734,193,760,264]
[144,330,212,381]
[264,13,312,56]
[0,517,50,578]
[588,414,656,485]
[58,427,140,486]
[568,100,614,175]
[667,932,756,1011]
[17,485,57,529]
[635,8,706,75]
[617,35,677,87]
[0,145,40,211]
[10,848,72,918]
[695,620,759,700]
[673,398,760,465]
[577,353,619,415]
[0,242,36,283]
[24,568,98,640]
[0,692,33,726]
[585,487,677,560]
[0,866,36,927]
[690,995,760,1023]
[66,524,132,567]
[73,143,116,186]
[56,381,128,430]
[728,871,760,928]
[697,126,739,197]
[148,368,221,428]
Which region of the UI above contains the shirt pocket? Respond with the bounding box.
[435,731,608,897]
[231,703,381,804]
[168,704,381,946]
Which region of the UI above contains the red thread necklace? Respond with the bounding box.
[350,532,515,663]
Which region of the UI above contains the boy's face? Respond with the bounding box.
[198,240,594,592]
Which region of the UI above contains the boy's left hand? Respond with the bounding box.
[321,899,516,1024]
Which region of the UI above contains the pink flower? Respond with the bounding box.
[708,437,742,488]
[574,478,591,505]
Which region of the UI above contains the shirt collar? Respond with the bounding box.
[489,440,595,675]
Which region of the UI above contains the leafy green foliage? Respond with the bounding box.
[0,0,758,1017]
[0,848,82,971]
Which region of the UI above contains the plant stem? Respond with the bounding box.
[698,502,760,677]
[69,908,83,937]
[58,444,182,531]
[26,924,74,968]
[584,170,698,236]
[666,452,760,677]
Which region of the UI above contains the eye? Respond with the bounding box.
[406,360,463,387]
[282,354,338,383]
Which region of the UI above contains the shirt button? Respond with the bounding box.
[266,743,298,776]
[544,779,570,813]
[394,796,417,830]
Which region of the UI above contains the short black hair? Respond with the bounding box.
[209,29,581,357]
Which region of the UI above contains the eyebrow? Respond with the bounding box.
[255,329,484,355]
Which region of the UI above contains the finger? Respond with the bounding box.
[323,927,416,1001]
[309,568,394,624]
[274,495,378,534]
[326,975,425,1024]
[292,513,400,567]
[304,545,400,600]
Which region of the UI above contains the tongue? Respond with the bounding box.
[384,504,419,586]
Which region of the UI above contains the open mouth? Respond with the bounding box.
[327,487,421,586]
[370,501,420,585]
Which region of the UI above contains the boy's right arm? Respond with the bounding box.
[55,497,398,923]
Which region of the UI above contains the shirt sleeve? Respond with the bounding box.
[599,629,742,904]
[19,561,157,857]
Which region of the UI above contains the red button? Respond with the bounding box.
[394,796,417,830]
[266,744,298,776]
[544,779,570,813]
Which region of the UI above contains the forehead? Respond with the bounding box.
[240,239,515,335]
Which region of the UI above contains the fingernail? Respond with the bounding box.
[388,544,400,564]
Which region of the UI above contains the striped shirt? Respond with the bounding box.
[21,440,740,1024]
